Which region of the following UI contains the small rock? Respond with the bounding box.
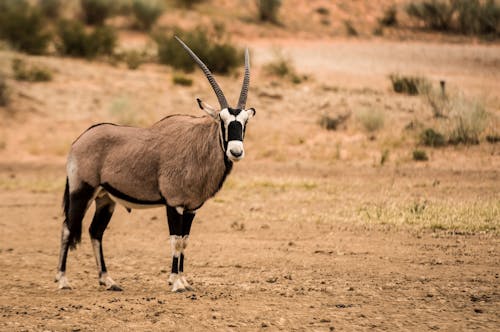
[261,322,268,328]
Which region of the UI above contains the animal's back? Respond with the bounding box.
[69,123,162,200]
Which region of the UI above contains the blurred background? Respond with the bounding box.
[0,0,499,330]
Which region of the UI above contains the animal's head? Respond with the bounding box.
[176,37,256,162]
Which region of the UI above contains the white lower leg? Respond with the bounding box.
[91,238,121,290]
[170,235,185,292]
[56,224,71,290]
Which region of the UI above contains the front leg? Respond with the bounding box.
[178,210,194,290]
[166,206,195,292]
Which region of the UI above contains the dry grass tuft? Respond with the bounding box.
[319,112,351,131]
[390,74,430,95]
[359,199,500,234]
[412,149,428,161]
[263,51,305,84]
[0,73,9,106]
[356,108,385,133]
[172,73,193,86]
[12,58,52,82]
[447,95,488,145]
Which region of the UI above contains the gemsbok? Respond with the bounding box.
[55,36,256,292]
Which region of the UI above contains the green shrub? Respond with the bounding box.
[448,96,488,145]
[486,134,500,143]
[379,5,398,26]
[0,0,51,55]
[56,20,117,58]
[80,0,116,25]
[344,20,358,36]
[12,58,53,82]
[413,149,429,161]
[476,0,500,35]
[131,0,164,31]
[172,73,193,86]
[38,0,62,18]
[155,28,242,74]
[357,109,385,132]
[257,0,282,24]
[406,0,454,30]
[205,43,243,74]
[455,0,500,35]
[389,74,430,95]
[319,113,350,131]
[263,57,292,77]
[406,0,499,35]
[119,49,147,69]
[263,51,304,83]
[0,74,9,107]
[420,128,446,147]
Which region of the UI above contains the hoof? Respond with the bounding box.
[171,278,186,293]
[57,276,72,290]
[180,275,193,291]
[99,274,121,291]
[106,284,123,291]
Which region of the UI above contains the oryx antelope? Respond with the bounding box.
[55,36,256,292]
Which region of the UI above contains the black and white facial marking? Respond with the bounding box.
[219,107,255,162]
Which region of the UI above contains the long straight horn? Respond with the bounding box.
[237,48,250,109]
[175,36,229,110]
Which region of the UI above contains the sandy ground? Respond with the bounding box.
[0,161,499,331]
[1,38,499,330]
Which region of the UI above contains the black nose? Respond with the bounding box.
[230,149,243,157]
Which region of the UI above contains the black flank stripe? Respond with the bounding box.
[101,183,165,205]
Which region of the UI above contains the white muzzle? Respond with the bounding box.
[227,140,244,161]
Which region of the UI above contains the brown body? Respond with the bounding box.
[70,115,228,210]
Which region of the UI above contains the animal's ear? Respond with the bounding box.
[246,107,256,118]
[197,98,218,119]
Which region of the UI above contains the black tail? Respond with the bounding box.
[62,177,70,220]
[61,177,84,250]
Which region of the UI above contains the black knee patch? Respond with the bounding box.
[67,182,95,250]
[89,204,114,240]
[171,256,179,274]
[179,253,184,273]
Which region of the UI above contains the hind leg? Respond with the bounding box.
[55,222,72,289]
[55,182,95,290]
[89,194,121,291]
